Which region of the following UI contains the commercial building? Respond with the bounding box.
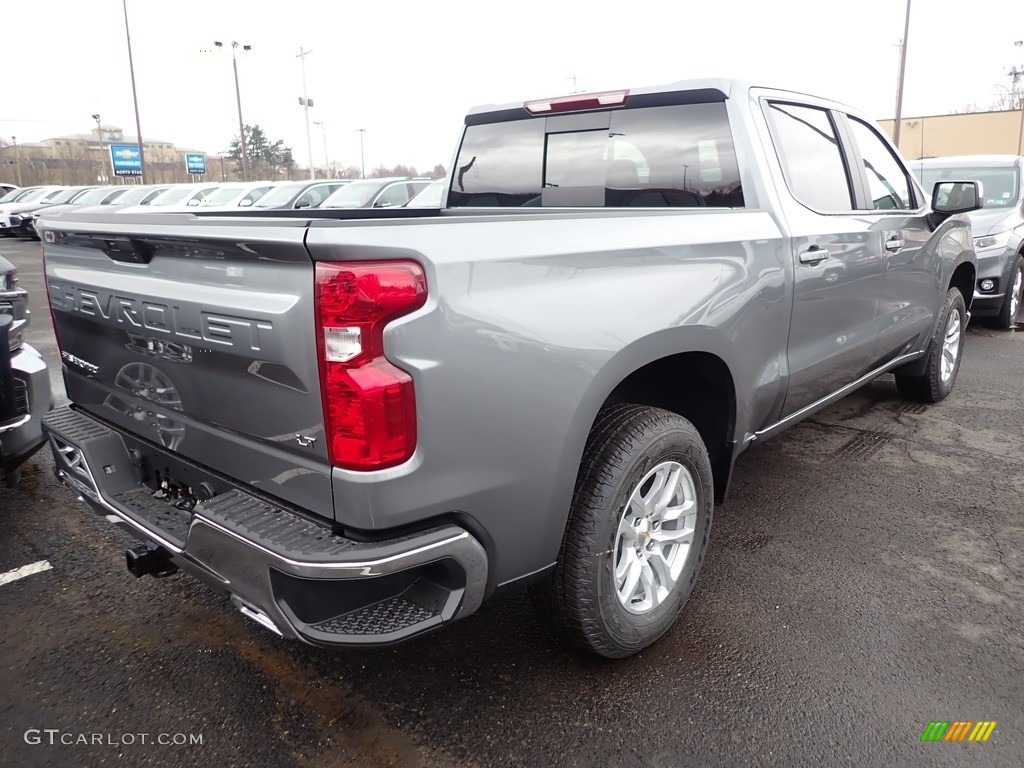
[879,108,1024,159]
[0,125,208,186]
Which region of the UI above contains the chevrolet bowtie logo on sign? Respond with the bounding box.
[114,149,136,159]
[920,721,997,742]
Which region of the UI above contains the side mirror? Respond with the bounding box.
[932,180,984,214]
[238,199,253,207]
[927,180,983,230]
[373,200,392,208]
[294,200,310,209]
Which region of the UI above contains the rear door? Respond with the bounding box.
[41,215,334,518]
[762,100,885,416]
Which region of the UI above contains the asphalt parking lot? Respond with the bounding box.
[1,236,1021,768]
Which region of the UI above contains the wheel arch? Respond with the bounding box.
[558,328,740,511]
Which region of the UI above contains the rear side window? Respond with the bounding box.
[765,102,853,212]
[448,103,744,208]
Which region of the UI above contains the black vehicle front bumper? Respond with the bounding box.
[42,405,488,647]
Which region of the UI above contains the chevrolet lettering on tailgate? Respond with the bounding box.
[47,281,273,352]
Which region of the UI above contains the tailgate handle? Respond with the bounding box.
[96,236,154,264]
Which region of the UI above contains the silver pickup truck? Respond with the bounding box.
[37,79,982,658]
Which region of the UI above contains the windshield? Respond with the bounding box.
[917,166,1020,208]
[106,186,157,205]
[12,188,53,204]
[44,188,87,205]
[71,187,117,205]
[138,188,167,205]
[320,181,385,208]
[147,187,196,206]
[0,188,29,203]
[251,183,304,207]
[200,186,247,205]
[406,180,445,207]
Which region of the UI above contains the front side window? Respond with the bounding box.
[847,117,914,210]
[766,103,853,212]
[448,102,744,208]
[321,181,387,208]
[239,187,271,206]
[294,184,337,207]
[374,183,413,207]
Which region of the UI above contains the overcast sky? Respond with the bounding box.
[3,0,1023,172]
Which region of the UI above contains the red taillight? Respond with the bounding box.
[524,89,629,114]
[314,261,427,470]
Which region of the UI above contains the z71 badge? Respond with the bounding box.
[61,351,99,375]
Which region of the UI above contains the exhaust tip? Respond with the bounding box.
[125,545,178,578]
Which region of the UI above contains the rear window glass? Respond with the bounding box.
[448,103,744,208]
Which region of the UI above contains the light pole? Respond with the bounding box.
[122,0,146,183]
[357,128,366,178]
[216,150,231,182]
[313,120,328,173]
[215,40,252,181]
[11,136,22,186]
[91,113,106,183]
[892,0,912,149]
[297,48,315,180]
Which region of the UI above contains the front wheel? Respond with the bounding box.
[895,286,966,403]
[995,256,1023,330]
[529,405,713,658]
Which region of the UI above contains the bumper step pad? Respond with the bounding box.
[42,405,489,647]
[311,596,437,636]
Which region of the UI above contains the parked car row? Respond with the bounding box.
[0,175,444,240]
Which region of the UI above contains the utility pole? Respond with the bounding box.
[216,41,252,181]
[357,128,366,178]
[892,0,912,149]
[297,47,316,180]
[122,0,147,183]
[1016,40,1024,155]
[11,136,22,186]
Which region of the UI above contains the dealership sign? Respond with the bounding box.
[109,144,142,176]
[185,153,206,175]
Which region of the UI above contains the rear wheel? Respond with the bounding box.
[995,256,1023,330]
[895,286,966,403]
[529,404,713,658]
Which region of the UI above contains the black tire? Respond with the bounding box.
[995,256,1023,330]
[895,286,966,403]
[529,404,713,658]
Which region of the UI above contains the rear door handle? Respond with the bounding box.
[798,247,829,265]
[885,237,905,252]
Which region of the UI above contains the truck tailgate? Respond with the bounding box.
[40,215,333,518]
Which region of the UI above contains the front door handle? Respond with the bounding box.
[798,246,829,265]
[885,237,905,252]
